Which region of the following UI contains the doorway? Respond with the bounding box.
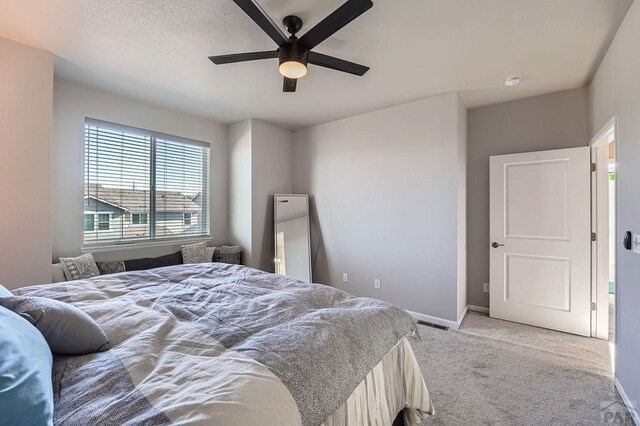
[608,144,616,342]
[590,117,617,344]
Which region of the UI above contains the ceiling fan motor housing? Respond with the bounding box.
[279,42,309,67]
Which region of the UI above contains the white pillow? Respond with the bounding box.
[205,246,216,262]
[52,264,66,283]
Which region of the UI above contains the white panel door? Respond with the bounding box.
[490,147,591,336]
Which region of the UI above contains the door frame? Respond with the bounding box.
[589,116,617,340]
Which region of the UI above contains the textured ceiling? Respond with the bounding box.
[0,0,633,129]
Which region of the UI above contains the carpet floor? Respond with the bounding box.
[412,312,634,425]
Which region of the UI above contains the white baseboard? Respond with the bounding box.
[467,304,490,314]
[406,310,459,330]
[457,305,469,327]
[615,378,640,425]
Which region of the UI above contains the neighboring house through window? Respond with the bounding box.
[84,118,210,246]
[84,214,94,232]
[97,214,110,231]
[132,213,148,225]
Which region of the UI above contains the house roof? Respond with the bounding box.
[85,184,201,213]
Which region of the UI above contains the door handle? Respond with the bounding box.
[491,242,505,248]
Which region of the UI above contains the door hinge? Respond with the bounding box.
[591,302,597,311]
[591,163,596,172]
[591,232,597,242]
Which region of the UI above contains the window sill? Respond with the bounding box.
[82,236,211,254]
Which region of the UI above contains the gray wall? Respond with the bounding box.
[466,88,590,308]
[293,92,466,323]
[228,119,293,271]
[456,96,468,320]
[52,78,228,262]
[228,120,253,265]
[251,120,293,272]
[590,0,640,416]
[0,37,53,288]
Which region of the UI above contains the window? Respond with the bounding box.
[97,214,110,231]
[132,213,148,225]
[84,119,210,246]
[84,214,95,232]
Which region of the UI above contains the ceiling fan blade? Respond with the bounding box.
[231,0,288,46]
[209,50,278,65]
[298,0,373,50]
[308,51,369,76]
[283,77,297,92]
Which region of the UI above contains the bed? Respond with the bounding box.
[14,263,433,425]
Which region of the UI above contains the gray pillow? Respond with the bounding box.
[181,241,208,264]
[96,260,126,276]
[0,296,110,355]
[59,253,100,281]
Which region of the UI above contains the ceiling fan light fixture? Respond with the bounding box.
[279,60,308,79]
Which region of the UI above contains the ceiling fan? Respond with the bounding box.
[209,0,373,92]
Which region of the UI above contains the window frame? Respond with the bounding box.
[83,118,211,249]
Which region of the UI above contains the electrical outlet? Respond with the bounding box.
[343,273,349,282]
[483,283,490,293]
[374,279,381,289]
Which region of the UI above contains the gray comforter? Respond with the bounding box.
[16,263,422,426]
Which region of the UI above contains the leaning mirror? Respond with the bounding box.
[274,194,312,283]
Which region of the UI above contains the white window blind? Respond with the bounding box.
[84,118,210,246]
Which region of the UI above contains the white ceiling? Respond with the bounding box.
[0,0,632,129]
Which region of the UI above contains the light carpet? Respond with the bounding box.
[412,312,634,425]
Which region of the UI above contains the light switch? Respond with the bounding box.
[633,234,640,254]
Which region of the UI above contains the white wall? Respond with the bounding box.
[590,1,640,418]
[466,88,590,308]
[228,119,293,270]
[52,78,228,262]
[293,92,466,323]
[0,37,54,289]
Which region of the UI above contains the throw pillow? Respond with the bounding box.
[52,264,66,283]
[96,260,126,275]
[123,251,183,271]
[0,305,53,425]
[205,246,216,262]
[0,283,12,297]
[59,253,100,281]
[0,296,110,355]
[181,241,208,264]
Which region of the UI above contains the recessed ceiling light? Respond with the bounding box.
[505,76,521,87]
